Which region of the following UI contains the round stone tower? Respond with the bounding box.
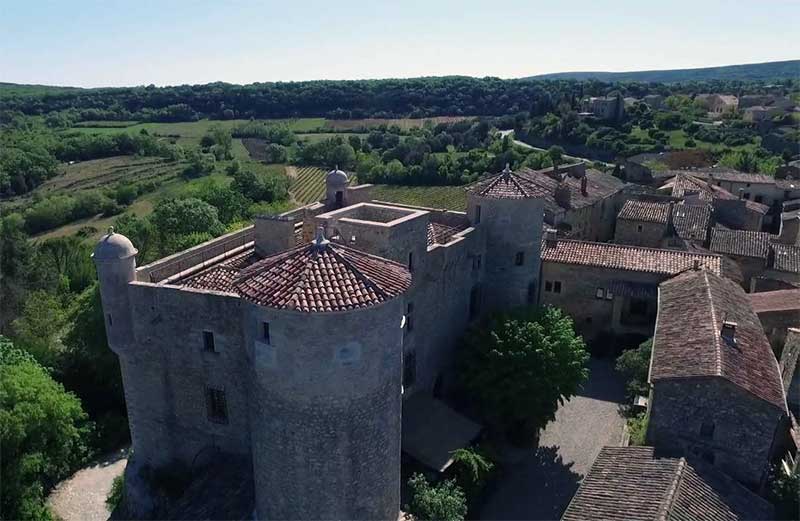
[467,165,544,312]
[92,227,137,352]
[234,229,411,520]
[325,166,349,208]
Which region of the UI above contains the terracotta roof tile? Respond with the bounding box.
[516,166,625,212]
[468,168,547,199]
[618,200,671,224]
[541,239,722,276]
[426,221,468,247]
[662,173,768,214]
[180,249,260,293]
[709,228,772,259]
[652,269,786,410]
[233,241,411,312]
[748,289,800,313]
[671,204,711,241]
[773,243,800,274]
[562,446,773,521]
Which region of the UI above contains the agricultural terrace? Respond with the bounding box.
[290,167,327,204]
[370,184,467,211]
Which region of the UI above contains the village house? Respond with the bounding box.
[748,288,800,351]
[613,199,712,249]
[694,93,738,116]
[647,269,788,488]
[539,235,721,341]
[708,227,772,288]
[752,242,800,291]
[739,94,795,111]
[659,172,768,231]
[516,162,626,241]
[561,446,774,521]
[580,95,625,122]
[642,94,664,110]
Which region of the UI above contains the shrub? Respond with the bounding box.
[447,446,495,498]
[627,412,648,446]
[106,474,125,511]
[405,474,467,521]
[615,339,652,398]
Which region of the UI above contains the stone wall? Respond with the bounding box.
[245,299,404,520]
[614,219,667,247]
[756,309,800,352]
[647,377,784,487]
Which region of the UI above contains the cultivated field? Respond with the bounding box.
[370,184,467,211]
[290,167,327,204]
[324,116,473,132]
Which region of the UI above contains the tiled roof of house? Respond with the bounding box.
[618,200,670,224]
[233,236,411,312]
[562,446,773,521]
[692,168,776,185]
[180,249,260,293]
[671,204,711,241]
[651,269,786,410]
[426,221,468,247]
[709,228,772,259]
[662,173,769,214]
[748,289,800,313]
[541,239,722,276]
[517,166,625,213]
[468,166,547,199]
[773,243,800,274]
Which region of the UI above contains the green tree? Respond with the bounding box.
[768,464,799,520]
[11,291,66,367]
[112,214,155,264]
[0,336,92,521]
[547,146,565,169]
[615,339,652,398]
[447,446,495,499]
[405,474,467,521]
[150,197,225,253]
[195,178,250,224]
[459,306,589,440]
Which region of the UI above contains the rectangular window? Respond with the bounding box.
[554,281,562,294]
[472,254,482,271]
[206,388,228,424]
[637,224,643,232]
[475,205,481,224]
[408,252,414,272]
[203,331,216,353]
[403,351,417,388]
[545,281,553,292]
[605,291,614,301]
[469,286,480,319]
[596,288,604,299]
[743,192,751,200]
[527,282,537,304]
[262,322,271,344]
[754,195,763,203]
[107,314,113,327]
[515,252,525,266]
[406,303,414,333]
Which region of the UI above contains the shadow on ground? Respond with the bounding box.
[479,446,582,520]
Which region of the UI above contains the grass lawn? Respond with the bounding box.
[629,126,761,154]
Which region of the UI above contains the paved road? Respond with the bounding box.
[48,448,128,521]
[479,357,627,520]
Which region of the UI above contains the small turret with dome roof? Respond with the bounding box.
[92,227,138,352]
[326,165,350,208]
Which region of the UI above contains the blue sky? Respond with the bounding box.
[2,0,798,87]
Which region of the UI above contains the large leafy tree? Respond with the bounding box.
[0,336,91,521]
[615,338,652,398]
[150,197,225,253]
[460,306,589,439]
[405,474,467,521]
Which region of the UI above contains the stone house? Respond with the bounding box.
[708,227,772,288]
[642,94,664,110]
[581,95,625,122]
[739,94,795,111]
[539,236,721,340]
[614,200,672,248]
[561,446,774,521]
[748,289,800,351]
[93,166,545,519]
[694,93,738,115]
[647,269,788,488]
[515,162,626,241]
[752,242,800,291]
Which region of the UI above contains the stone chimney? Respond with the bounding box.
[554,182,571,209]
[777,213,800,245]
[721,320,737,345]
[692,259,700,271]
[545,229,558,246]
[738,188,744,200]
[580,176,588,196]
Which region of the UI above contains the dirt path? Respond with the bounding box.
[48,448,128,521]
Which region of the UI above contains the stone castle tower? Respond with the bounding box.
[467,165,544,311]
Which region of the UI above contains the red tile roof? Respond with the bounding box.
[233,240,411,312]
[671,204,711,241]
[468,168,546,199]
[541,239,722,276]
[518,167,625,212]
[773,243,800,274]
[426,221,468,247]
[562,446,773,521]
[180,249,260,293]
[709,228,772,259]
[618,200,671,224]
[652,269,786,409]
[748,289,800,313]
[662,173,768,214]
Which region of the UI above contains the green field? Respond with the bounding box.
[370,184,467,211]
[628,126,761,153]
[324,116,473,131]
[66,118,326,137]
[290,167,327,204]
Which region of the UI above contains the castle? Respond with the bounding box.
[93,166,544,519]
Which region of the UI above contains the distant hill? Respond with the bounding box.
[527,59,800,83]
[0,82,87,97]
